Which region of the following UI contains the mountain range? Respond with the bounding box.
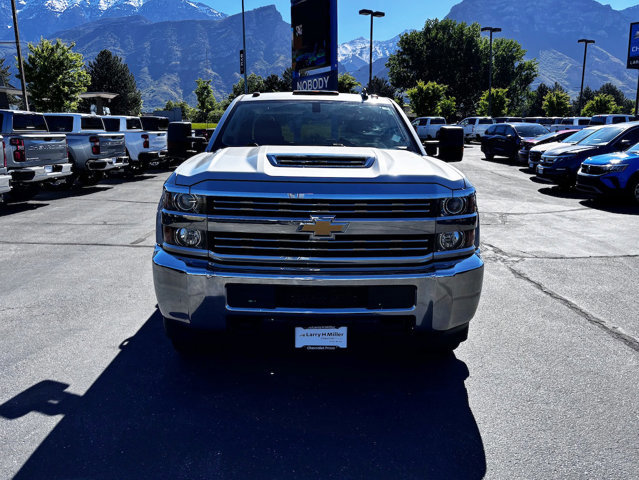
[2,0,639,110]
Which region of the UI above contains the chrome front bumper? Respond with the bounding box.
[153,246,484,333]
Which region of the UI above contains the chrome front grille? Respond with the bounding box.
[209,232,432,261]
[206,197,435,219]
[529,151,542,163]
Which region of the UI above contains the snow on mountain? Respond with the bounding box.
[2,0,226,40]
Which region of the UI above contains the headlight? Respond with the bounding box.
[175,228,203,248]
[441,193,476,216]
[601,164,628,172]
[162,189,204,213]
[442,197,466,215]
[174,193,201,212]
[437,231,464,250]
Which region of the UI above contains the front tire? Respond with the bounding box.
[627,176,639,205]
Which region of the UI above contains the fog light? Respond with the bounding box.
[174,193,200,212]
[438,231,464,250]
[443,197,466,215]
[175,228,202,248]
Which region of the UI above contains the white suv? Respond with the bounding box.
[459,117,495,141]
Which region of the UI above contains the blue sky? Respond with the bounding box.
[205,1,639,42]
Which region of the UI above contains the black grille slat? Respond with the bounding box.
[207,197,434,219]
[269,155,372,168]
[209,232,432,259]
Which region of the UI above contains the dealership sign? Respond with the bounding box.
[291,0,338,90]
[627,22,639,69]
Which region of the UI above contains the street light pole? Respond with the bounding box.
[577,38,595,114]
[481,26,501,117]
[242,0,248,94]
[359,9,385,88]
[10,0,29,110]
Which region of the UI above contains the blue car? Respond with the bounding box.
[536,122,639,188]
[576,147,639,204]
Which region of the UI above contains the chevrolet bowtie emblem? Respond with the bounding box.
[298,216,349,238]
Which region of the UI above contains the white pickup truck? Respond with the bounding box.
[548,117,591,132]
[102,116,165,173]
[140,116,169,167]
[44,113,128,186]
[458,117,495,141]
[411,116,447,140]
[0,135,11,199]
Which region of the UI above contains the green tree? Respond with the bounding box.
[477,88,509,116]
[438,96,457,122]
[23,38,90,112]
[487,38,538,115]
[542,90,572,117]
[337,73,360,93]
[387,19,536,116]
[581,93,621,116]
[595,83,634,113]
[573,86,595,114]
[406,80,448,116]
[193,78,219,122]
[263,73,290,92]
[83,50,142,115]
[367,76,397,98]
[526,83,550,116]
[164,100,195,121]
[228,73,266,102]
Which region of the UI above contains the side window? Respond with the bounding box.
[485,126,496,135]
[612,116,627,124]
[494,125,506,135]
[126,118,142,130]
[460,120,468,126]
[419,119,428,126]
[619,128,639,146]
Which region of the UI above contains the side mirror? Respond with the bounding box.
[619,139,632,150]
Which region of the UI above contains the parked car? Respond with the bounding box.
[576,145,639,204]
[588,114,633,126]
[517,129,577,164]
[536,122,639,188]
[140,116,169,167]
[504,117,523,123]
[154,91,483,354]
[548,117,591,132]
[480,122,549,160]
[458,116,495,141]
[0,135,11,199]
[411,116,447,140]
[102,116,164,174]
[527,127,601,172]
[494,117,508,123]
[0,109,72,200]
[44,113,128,186]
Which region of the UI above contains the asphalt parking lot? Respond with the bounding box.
[1,145,638,479]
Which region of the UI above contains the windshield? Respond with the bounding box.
[514,124,548,137]
[214,100,420,152]
[13,113,48,132]
[530,131,557,142]
[45,115,73,133]
[102,118,120,132]
[589,116,605,125]
[562,128,597,143]
[141,117,169,131]
[577,126,625,146]
[81,116,105,131]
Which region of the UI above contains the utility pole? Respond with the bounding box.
[10,0,29,110]
[577,38,595,115]
[241,0,248,94]
[481,26,501,117]
[359,9,385,88]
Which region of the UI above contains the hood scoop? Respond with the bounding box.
[266,153,374,168]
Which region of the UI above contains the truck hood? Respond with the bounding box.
[583,151,639,165]
[530,141,563,153]
[174,146,467,189]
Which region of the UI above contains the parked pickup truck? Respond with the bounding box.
[0,135,11,199]
[411,116,447,140]
[102,116,164,173]
[0,109,72,200]
[154,92,484,355]
[140,116,169,166]
[44,113,128,186]
[548,117,591,132]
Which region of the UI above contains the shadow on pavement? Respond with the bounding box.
[102,174,156,185]
[536,186,589,199]
[0,201,49,216]
[1,310,486,479]
[580,198,639,215]
[37,185,112,201]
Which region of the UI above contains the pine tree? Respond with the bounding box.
[86,50,142,115]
